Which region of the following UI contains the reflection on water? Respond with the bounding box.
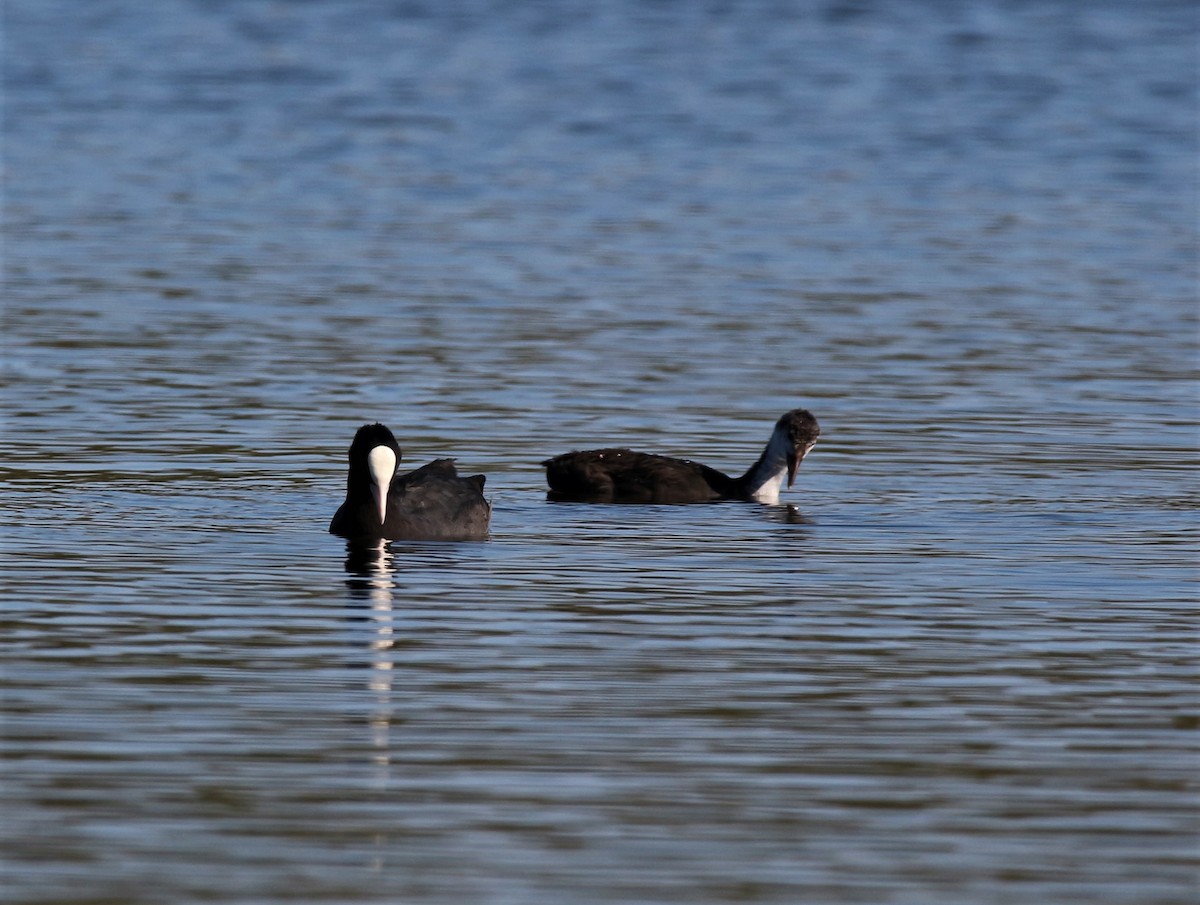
[4,0,1197,903]
[766,503,810,525]
[345,542,402,879]
[345,543,397,775]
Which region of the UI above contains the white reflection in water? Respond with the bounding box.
[344,543,396,772]
[345,541,397,876]
[366,546,395,767]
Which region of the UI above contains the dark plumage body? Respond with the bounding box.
[543,449,737,503]
[543,409,820,504]
[330,423,490,542]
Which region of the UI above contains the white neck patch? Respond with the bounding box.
[749,472,784,505]
[746,425,792,504]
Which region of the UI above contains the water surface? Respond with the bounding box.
[4,1,1198,903]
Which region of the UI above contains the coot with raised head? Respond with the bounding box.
[542,409,820,504]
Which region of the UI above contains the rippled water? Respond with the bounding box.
[4,1,1198,903]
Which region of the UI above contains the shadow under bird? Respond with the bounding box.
[330,423,490,542]
[542,409,820,504]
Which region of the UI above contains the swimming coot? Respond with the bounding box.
[542,409,820,504]
[330,423,490,541]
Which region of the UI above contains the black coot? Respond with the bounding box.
[543,409,819,504]
[330,423,490,541]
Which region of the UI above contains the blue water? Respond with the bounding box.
[4,2,1198,903]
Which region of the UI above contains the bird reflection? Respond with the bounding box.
[764,503,811,525]
[341,539,467,874]
[343,542,396,785]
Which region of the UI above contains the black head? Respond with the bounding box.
[344,423,402,525]
[348,423,401,464]
[779,409,820,447]
[777,409,820,486]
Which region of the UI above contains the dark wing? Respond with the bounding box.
[385,459,491,540]
[542,448,733,503]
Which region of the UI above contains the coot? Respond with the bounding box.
[330,423,490,541]
[542,409,819,504]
